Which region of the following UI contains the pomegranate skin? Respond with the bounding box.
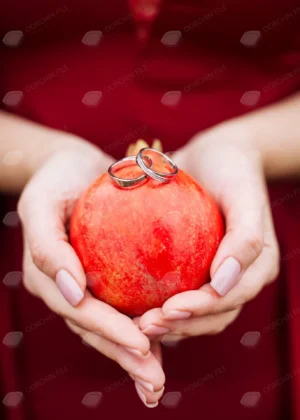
[70,167,224,316]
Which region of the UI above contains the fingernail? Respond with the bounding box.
[135,378,154,392]
[164,310,192,320]
[210,257,241,296]
[142,325,170,335]
[124,347,150,358]
[56,269,84,306]
[135,382,158,408]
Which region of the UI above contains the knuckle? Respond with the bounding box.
[31,244,47,272]
[244,233,264,259]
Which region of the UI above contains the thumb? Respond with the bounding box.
[18,195,86,307]
[210,177,265,296]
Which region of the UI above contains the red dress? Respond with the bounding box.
[1,1,300,419]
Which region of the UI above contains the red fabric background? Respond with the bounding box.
[1,1,300,419]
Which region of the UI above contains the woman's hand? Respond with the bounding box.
[138,121,280,342]
[18,139,165,407]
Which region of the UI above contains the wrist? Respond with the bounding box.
[27,130,112,177]
[0,111,113,193]
[180,119,263,178]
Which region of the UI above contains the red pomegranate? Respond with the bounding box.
[70,150,224,316]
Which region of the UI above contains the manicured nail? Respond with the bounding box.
[124,347,150,358]
[56,269,84,306]
[135,382,158,408]
[210,257,241,296]
[142,325,170,335]
[135,378,154,392]
[164,310,192,320]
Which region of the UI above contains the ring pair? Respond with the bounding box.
[108,148,178,188]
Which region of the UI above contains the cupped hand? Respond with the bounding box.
[18,140,165,407]
[138,122,280,342]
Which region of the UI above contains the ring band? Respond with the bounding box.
[108,155,152,187]
[136,148,178,183]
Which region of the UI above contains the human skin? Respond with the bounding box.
[0,92,300,406]
[1,113,165,408]
[138,92,300,341]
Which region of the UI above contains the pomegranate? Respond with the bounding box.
[70,150,224,316]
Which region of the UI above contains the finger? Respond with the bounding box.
[210,176,266,296]
[135,381,164,408]
[65,320,165,393]
[151,139,163,152]
[163,310,240,337]
[18,188,86,306]
[150,340,163,366]
[160,239,278,319]
[126,140,149,157]
[211,204,279,309]
[214,237,279,312]
[136,309,170,337]
[140,309,240,338]
[161,285,219,319]
[134,341,165,408]
[160,206,279,318]
[24,253,150,354]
